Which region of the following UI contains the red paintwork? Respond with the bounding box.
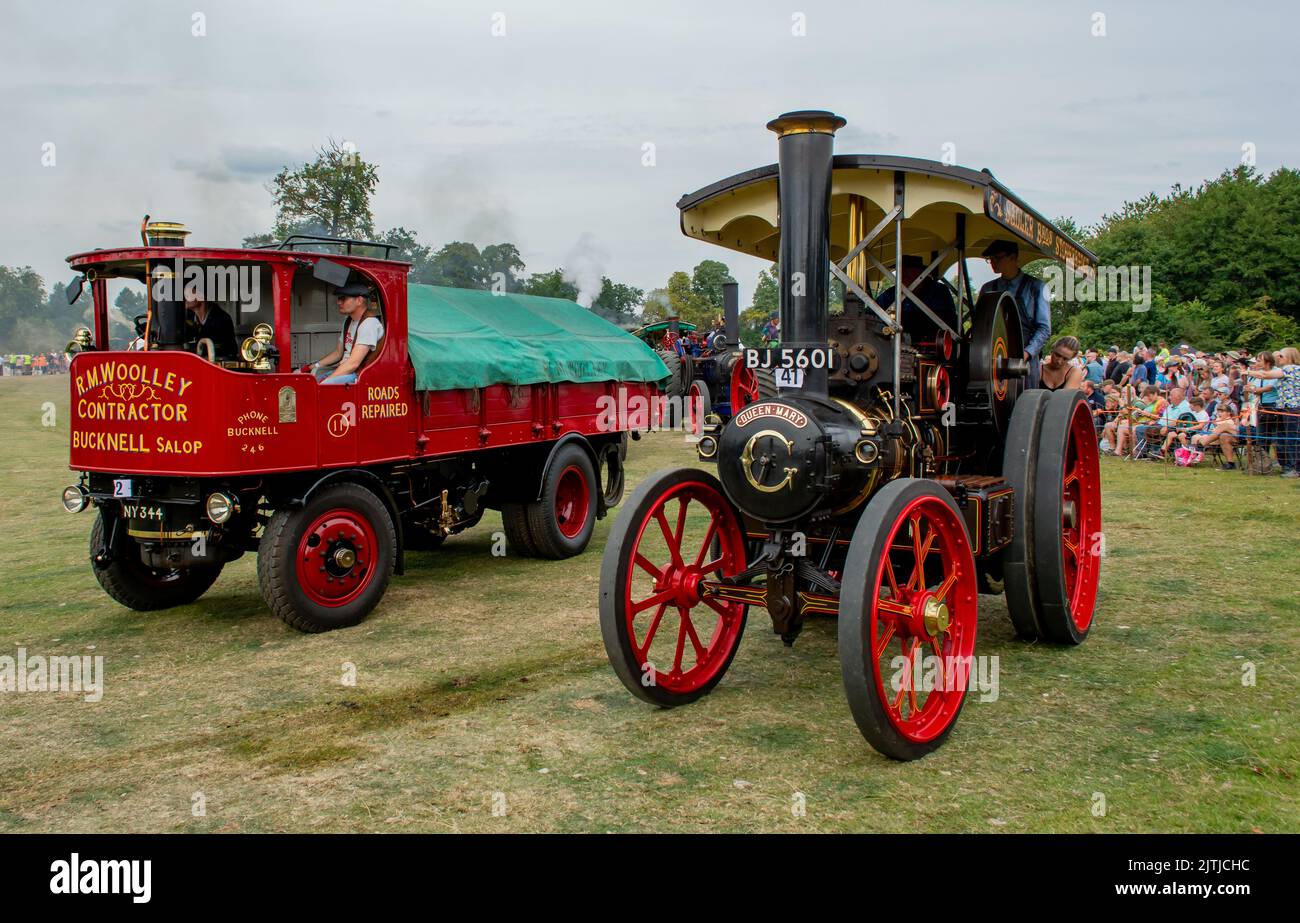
[66,247,656,478]
[554,465,590,538]
[1060,400,1102,630]
[296,507,378,607]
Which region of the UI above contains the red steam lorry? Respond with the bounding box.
[61,225,665,632]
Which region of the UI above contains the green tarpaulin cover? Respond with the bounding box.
[405,285,669,392]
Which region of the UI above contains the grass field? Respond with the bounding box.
[1,374,1296,833]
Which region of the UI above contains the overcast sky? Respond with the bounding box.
[2,0,1296,305]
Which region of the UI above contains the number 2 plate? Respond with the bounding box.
[113,479,132,498]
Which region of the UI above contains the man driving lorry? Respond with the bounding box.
[306,279,383,385]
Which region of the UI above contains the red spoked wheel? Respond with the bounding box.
[730,365,761,412]
[295,508,378,608]
[839,478,978,760]
[1032,390,1102,644]
[686,380,711,435]
[600,467,749,706]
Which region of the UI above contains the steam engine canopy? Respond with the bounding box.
[717,397,874,524]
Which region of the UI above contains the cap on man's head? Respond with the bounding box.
[1107,345,1118,354]
[335,280,371,298]
[980,239,1019,259]
[900,254,924,270]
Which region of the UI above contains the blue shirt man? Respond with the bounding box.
[978,240,1051,359]
[1085,351,1105,384]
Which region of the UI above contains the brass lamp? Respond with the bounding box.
[240,323,276,371]
[66,326,93,357]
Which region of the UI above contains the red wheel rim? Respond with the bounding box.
[869,496,977,744]
[730,365,760,411]
[687,381,706,435]
[295,508,378,608]
[554,465,591,539]
[622,480,747,694]
[1061,401,1102,630]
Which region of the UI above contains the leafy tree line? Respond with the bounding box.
[1043,165,1300,352]
[0,267,136,354]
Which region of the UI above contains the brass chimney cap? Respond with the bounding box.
[144,221,191,246]
[766,110,847,138]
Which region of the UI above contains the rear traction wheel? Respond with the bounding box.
[1001,389,1050,639]
[1032,390,1102,644]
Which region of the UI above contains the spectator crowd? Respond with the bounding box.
[1044,337,1300,477]
[0,351,69,376]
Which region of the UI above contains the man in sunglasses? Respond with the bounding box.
[978,240,1051,373]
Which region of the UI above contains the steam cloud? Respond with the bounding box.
[562,232,607,308]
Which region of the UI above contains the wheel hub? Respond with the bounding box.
[910,591,950,640]
[332,546,356,570]
[658,566,705,609]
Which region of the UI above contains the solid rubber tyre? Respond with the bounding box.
[1001,389,1051,640]
[1032,390,1102,645]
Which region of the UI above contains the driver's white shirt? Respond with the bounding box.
[340,316,383,363]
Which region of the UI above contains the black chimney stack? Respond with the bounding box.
[766,110,845,395]
[149,265,187,350]
[722,281,740,347]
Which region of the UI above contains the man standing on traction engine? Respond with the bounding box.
[979,239,1051,384]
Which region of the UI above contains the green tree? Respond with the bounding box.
[523,269,579,301]
[378,227,435,281]
[267,139,379,240]
[752,265,779,315]
[0,265,45,346]
[741,265,780,345]
[689,259,735,317]
[666,270,712,326]
[482,243,527,292]
[428,242,488,289]
[592,277,644,324]
[640,288,670,323]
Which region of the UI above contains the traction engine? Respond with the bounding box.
[599,110,1102,760]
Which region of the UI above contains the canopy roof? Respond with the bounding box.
[677,155,1097,282]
